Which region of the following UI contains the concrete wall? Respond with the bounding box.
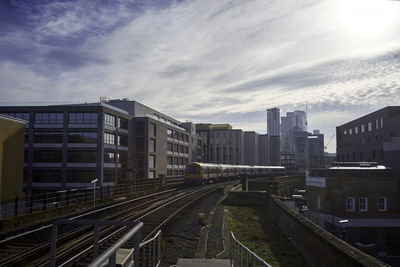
[224,191,269,206]
[269,195,388,266]
[0,118,25,201]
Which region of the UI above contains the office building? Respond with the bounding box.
[244,131,259,166]
[308,130,324,169]
[336,106,400,174]
[258,134,270,166]
[267,107,280,136]
[196,124,243,165]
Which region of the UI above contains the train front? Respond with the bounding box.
[184,163,203,186]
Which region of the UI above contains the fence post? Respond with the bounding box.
[14,196,18,217]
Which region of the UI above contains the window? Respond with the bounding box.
[33,150,62,162]
[167,170,173,177]
[136,137,144,152]
[35,113,63,124]
[375,119,379,129]
[104,113,116,127]
[167,142,173,152]
[346,197,355,211]
[173,131,178,139]
[1,112,30,121]
[104,133,115,145]
[174,144,179,152]
[104,152,115,163]
[149,139,156,152]
[67,171,96,183]
[32,170,62,183]
[174,157,178,165]
[150,123,156,137]
[355,126,358,134]
[69,112,97,124]
[184,135,189,142]
[136,121,144,135]
[34,132,63,143]
[378,197,387,211]
[68,151,97,163]
[349,128,352,135]
[148,170,156,178]
[117,117,128,129]
[368,122,372,131]
[380,118,383,128]
[117,135,128,146]
[167,156,173,165]
[167,129,173,138]
[317,195,321,209]
[68,132,97,143]
[149,155,155,168]
[361,124,365,133]
[359,197,368,211]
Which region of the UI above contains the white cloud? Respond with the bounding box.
[1,0,400,153]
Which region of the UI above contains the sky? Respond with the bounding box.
[1,0,400,153]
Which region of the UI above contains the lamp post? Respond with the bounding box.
[91,179,98,208]
[339,219,349,241]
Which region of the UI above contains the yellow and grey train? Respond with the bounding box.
[184,162,285,185]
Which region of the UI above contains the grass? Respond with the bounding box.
[227,206,307,267]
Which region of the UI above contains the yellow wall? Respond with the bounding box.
[0,118,25,202]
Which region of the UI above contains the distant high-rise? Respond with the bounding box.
[267,107,280,136]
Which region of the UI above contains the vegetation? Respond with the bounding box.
[228,206,307,267]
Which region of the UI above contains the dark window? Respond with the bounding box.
[167,156,173,164]
[372,150,376,160]
[33,150,62,162]
[69,112,98,124]
[167,142,173,152]
[149,139,156,152]
[103,169,116,182]
[35,113,63,124]
[104,152,115,163]
[104,113,116,127]
[68,151,97,163]
[174,144,179,152]
[32,170,62,183]
[67,171,97,183]
[1,112,30,121]
[68,132,97,143]
[104,133,115,145]
[185,135,189,142]
[118,135,128,146]
[174,157,178,164]
[167,129,173,138]
[24,150,28,163]
[136,121,144,135]
[118,117,128,129]
[136,138,144,152]
[34,132,63,143]
[150,123,156,137]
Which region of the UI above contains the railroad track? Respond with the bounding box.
[0,181,237,266]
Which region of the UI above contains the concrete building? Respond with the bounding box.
[267,107,280,136]
[269,135,281,166]
[308,130,324,169]
[306,163,400,258]
[244,131,259,166]
[0,103,131,194]
[336,106,400,174]
[0,114,26,203]
[281,110,307,154]
[0,99,200,193]
[258,134,270,166]
[196,124,243,165]
[106,99,200,179]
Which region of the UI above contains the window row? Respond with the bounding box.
[104,133,128,146]
[167,129,189,142]
[167,142,189,153]
[1,112,30,121]
[167,156,189,165]
[346,197,387,212]
[167,170,184,177]
[30,150,97,163]
[343,118,383,137]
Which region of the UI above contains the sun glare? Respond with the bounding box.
[338,0,397,37]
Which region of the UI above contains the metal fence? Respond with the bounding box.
[230,231,271,267]
[0,177,184,218]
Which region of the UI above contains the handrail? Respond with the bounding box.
[87,222,143,267]
[230,231,271,267]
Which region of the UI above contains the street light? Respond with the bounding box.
[339,219,349,241]
[91,179,98,208]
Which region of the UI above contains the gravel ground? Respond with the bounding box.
[161,188,226,267]
[206,205,224,258]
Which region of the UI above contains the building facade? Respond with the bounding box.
[306,163,400,257]
[0,115,26,202]
[336,106,400,174]
[267,107,280,136]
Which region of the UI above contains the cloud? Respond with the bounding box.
[1,0,400,153]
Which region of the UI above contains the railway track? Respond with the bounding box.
[0,181,237,266]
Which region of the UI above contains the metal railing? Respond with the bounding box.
[88,228,162,267]
[0,177,184,218]
[230,232,271,267]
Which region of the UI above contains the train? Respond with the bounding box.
[184,162,286,186]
